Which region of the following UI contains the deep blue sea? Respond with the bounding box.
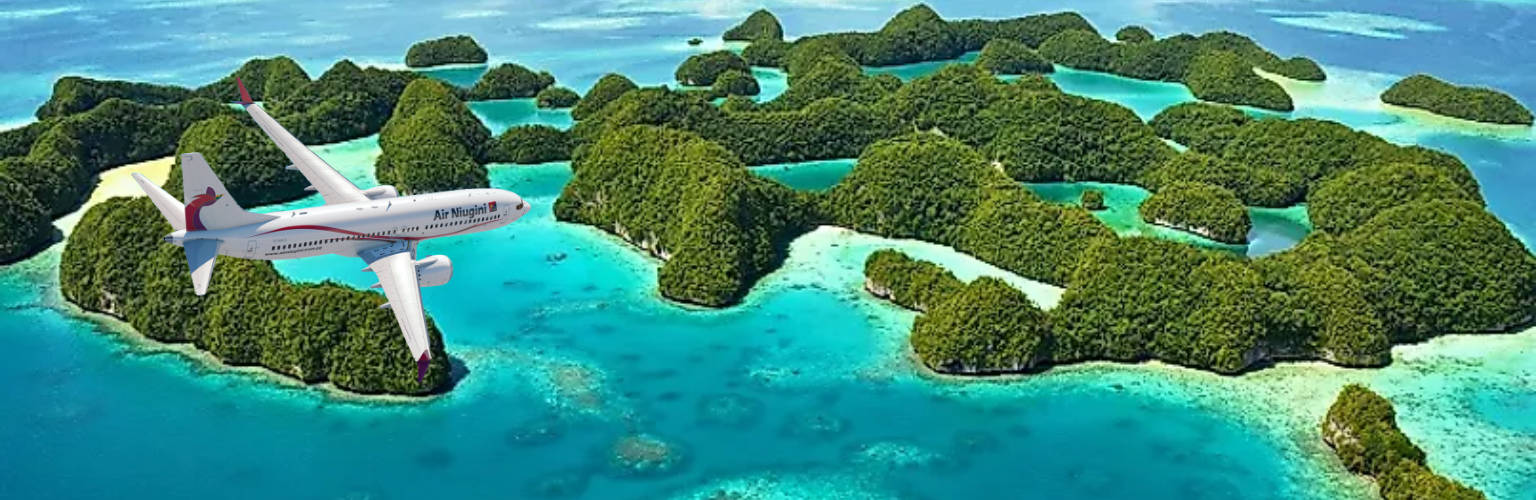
[2,1,1535,499]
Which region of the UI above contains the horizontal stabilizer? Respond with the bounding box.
[378,302,391,310]
[185,239,219,295]
[132,173,185,231]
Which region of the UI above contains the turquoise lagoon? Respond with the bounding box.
[4,1,1536,499]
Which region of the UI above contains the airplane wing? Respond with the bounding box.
[235,77,369,205]
[360,242,433,382]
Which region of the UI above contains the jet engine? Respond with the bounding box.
[414,255,453,287]
[362,185,398,200]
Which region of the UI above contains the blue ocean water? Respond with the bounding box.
[2,1,1535,499]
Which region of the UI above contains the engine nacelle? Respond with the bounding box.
[414,255,452,287]
[362,185,398,200]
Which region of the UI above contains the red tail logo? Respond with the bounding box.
[185,187,223,231]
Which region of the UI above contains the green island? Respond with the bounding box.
[60,197,451,394]
[1380,74,1534,125]
[1323,385,1487,500]
[553,125,815,306]
[721,9,784,41]
[571,73,638,121]
[1138,181,1252,244]
[709,69,761,98]
[535,86,580,108]
[1036,29,1313,111]
[675,50,751,86]
[489,125,571,164]
[404,34,488,68]
[376,78,492,194]
[974,39,1053,75]
[1114,25,1153,44]
[466,63,556,100]
[1080,189,1105,210]
[163,115,311,206]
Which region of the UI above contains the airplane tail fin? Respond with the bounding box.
[132,173,186,231]
[179,152,275,231]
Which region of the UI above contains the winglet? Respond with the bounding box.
[416,352,431,382]
[235,77,254,107]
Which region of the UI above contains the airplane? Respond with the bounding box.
[132,77,530,382]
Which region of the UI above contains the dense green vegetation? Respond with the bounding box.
[163,115,309,206]
[974,39,1053,75]
[912,276,1052,374]
[1308,162,1476,234]
[1141,151,1301,207]
[1037,28,1320,110]
[710,70,761,97]
[375,79,491,193]
[722,9,784,41]
[0,170,55,263]
[6,98,234,218]
[487,125,570,164]
[1252,239,1391,366]
[862,251,1052,374]
[675,51,751,86]
[554,125,815,306]
[35,77,195,119]
[979,91,1174,183]
[1323,385,1486,500]
[1332,200,1536,340]
[571,73,639,121]
[1264,56,1325,82]
[60,197,451,394]
[535,86,580,108]
[1115,26,1153,43]
[1081,189,1105,210]
[825,133,1009,242]
[1184,50,1293,111]
[265,60,422,144]
[862,249,963,312]
[466,63,556,100]
[1053,238,1268,372]
[737,5,1091,71]
[1147,101,1252,152]
[1139,181,1252,243]
[951,187,1113,285]
[194,56,311,103]
[404,35,488,68]
[571,86,898,165]
[1381,74,1534,125]
[1149,110,1482,207]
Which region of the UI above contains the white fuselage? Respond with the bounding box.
[167,188,528,259]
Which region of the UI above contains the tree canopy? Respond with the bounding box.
[404,35,488,68]
[1139,181,1253,244]
[1381,74,1534,125]
[572,73,639,120]
[1322,385,1486,500]
[467,63,556,100]
[722,9,785,41]
[675,51,751,86]
[974,39,1053,75]
[535,86,580,108]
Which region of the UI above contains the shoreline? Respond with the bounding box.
[53,297,443,405]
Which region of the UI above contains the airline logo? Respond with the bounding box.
[432,203,492,221]
[184,186,223,231]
